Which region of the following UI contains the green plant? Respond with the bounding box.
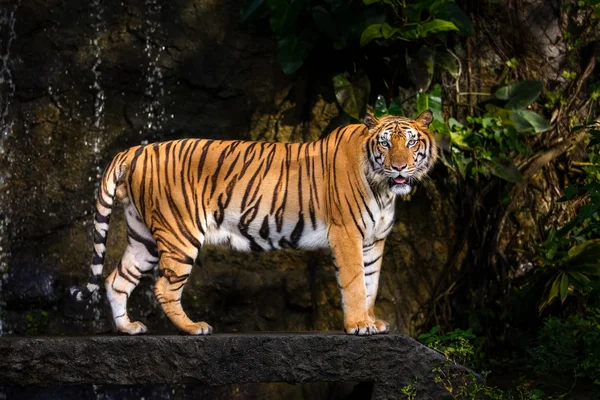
[240,0,472,76]
[420,326,546,399]
[530,312,600,386]
[418,325,479,366]
[400,377,419,400]
[359,0,472,46]
[24,309,49,335]
[531,128,600,311]
[374,80,551,184]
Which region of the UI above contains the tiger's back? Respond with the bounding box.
[72,111,437,336]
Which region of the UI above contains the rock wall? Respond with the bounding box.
[0,0,458,337]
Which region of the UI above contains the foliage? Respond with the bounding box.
[400,377,419,400]
[532,132,600,311]
[418,326,546,399]
[240,0,471,76]
[418,325,478,367]
[374,80,550,184]
[358,0,472,46]
[530,311,600,385]
[24,309,49,335]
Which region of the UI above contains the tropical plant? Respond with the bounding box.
[240,0,472,76]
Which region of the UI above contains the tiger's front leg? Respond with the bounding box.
[329,227,378,335]
[363,239,390,334]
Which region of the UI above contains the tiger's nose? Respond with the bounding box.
[391,163,407,172]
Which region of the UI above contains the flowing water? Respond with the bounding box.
[0,0,20,337]
[141,0,166,140]
[90,0,105,192]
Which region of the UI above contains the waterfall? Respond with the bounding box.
[89,0,105,193]
[140,0,166,141]
[0,0,20,336]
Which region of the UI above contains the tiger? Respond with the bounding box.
[71,110,438,336]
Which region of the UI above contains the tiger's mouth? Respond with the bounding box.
[388,176,412,195]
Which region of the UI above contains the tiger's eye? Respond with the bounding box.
[380,140,390,149]
[407,139,417,147]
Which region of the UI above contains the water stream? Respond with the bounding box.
[0,0,20,336]
[90,0,105,193]
[141,0,166,140]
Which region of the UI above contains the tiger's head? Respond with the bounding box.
[364,110,438,195]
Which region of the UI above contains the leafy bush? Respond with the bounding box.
[418,325,478,367]
[240,0,471,76]
[418,326,546,399]
[532,132,600,311]
[530,312,600,384]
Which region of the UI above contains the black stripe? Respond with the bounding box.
[364,255,382,267]
[95,212,110,224]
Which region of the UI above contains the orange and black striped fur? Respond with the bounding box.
[71,111,438,335]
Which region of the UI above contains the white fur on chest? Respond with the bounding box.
[366,201,396,242]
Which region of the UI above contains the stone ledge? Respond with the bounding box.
[0,333,476,399]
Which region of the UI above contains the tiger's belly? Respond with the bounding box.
[203,213,329,252]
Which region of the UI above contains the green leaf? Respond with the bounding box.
[436,50,459,78]
[511,110,534,133]
[566,239,600,267]
[240,0,266,23]
[381,23,400,39]
[495,81,543,109]
[417,19,459,37]
[485,104,513,121]
[374,95,388,118]
[431,120,450,135]
[388,97,403,116]
[558,185,580,202]
[417,84,443,121]
[332,73,371,120]
[439,3,473,36]
[487,155,522,182]
[417,92,429,115]
[540,276,561,312]
[567,271,591,289]
[277,35,313,75]
[312,6,337,40]
[360,24,383,47]
[450,130,472,150]
[559,273,569,304]
[558,204,598,235]
[269,0,304,38]
[513,110,551,133]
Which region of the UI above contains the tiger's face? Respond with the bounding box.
[364,110,438,195]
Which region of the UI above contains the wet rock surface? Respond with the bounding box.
[4,257,58,305]
[0,333,476,400]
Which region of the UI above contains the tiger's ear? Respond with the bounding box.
[363,114,379,130]
[415,110,433,129]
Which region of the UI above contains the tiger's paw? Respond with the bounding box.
[183,321,213,335]
[344,320,378,336]
[117,321,148,335]
[374,319,390,334]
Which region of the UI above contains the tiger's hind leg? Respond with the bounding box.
[154,242,212,335]
[105,202,158,335]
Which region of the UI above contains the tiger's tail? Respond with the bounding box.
[71,153,129,301]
